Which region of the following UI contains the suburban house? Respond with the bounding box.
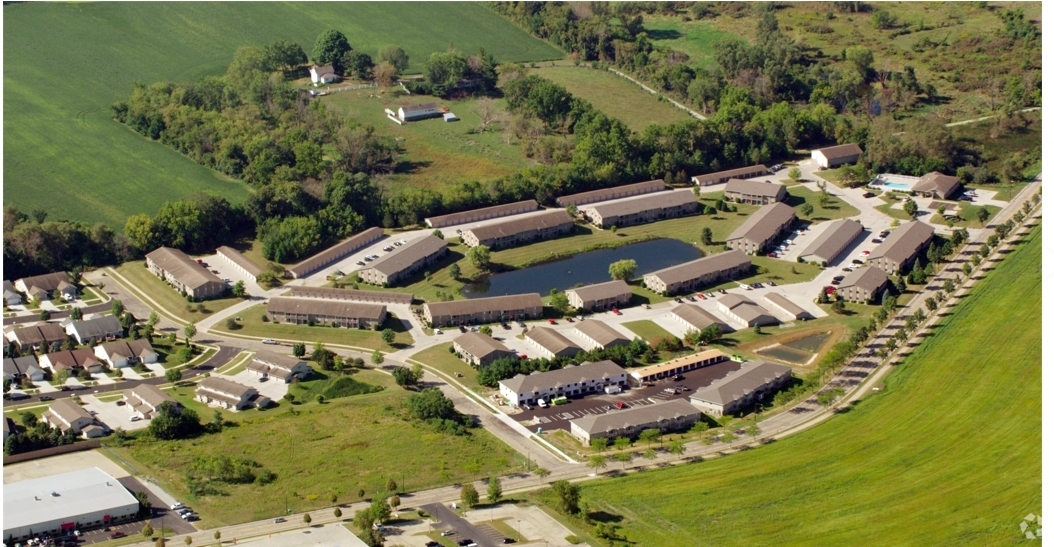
[5,323,67,350]
[642,250,752,295]
[266,297,387,329]
[717,294,778,329]
[837,266,891,304]
[94,339,158,369]
[811,143,863,168]
[123,384,181,420]
[246,350,313,383]
[461,210,574,249]
[570,399,701,445]
[357,235,448,286]
[574,320,630,350]
[912,172,963,199]
[309,64,338,84]
[725,202,797,255]
[15,272,76,302]
[398,103,440,122]
[689,361,792,416]
[498,360,626,406]
[287,227,384,279]
[195,376,270,411]
[4,280,22,306]
[452,332,514,367]
[145,247,227,300]
[580,190,698,229]
[216,246,263,283]
[3,356,45,382]
[525,327,582,359]
[565,280,632,312]
[555,179,666,207]
[691,165,769,187]
[669,304,730,334]
[797,219,864,265]
[628,349,726,385]
[425,200,538,229]
[723,179,788,205]
[423,293,543,327]
[39,349,105,374]
[866,221,936,274]
[763,293,811,321]
[288,286,413,305]
[65,316,123,345]
[42,399,101,437]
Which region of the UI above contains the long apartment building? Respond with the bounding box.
[725,202,797,255]
[499,360,627,406]
[196,376,270,411]
[866,221,935,274]
[288,286,414,305]
[423,293,543,327]
[461,209,574,249]
[689,360,792,416]
[837,266,891,304]
[358,235,448,286]
[723,179,788,205]
[797,219,863,265]
[266,297,387,329]
[556,180,666,207]
[628,349,726,385]
[452,332,514,367]
[691,165,768,187]
[145,247,227,300]
[287,227,384,279]
[216,246,264,283]
[669,304,730,334]
[425,200,538,229]
[246,350,313,383]
[525,327,582,359]
[570,399,701,445]
[574,319,630,350]
[581,190,698,229]
[717,294,777,329]
[565,280,632,312]
[642,250,751,295]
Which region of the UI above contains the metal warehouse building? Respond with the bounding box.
[4,467,140,542]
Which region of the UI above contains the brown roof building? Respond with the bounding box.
[266,297,387,329]
[717,294,778,329]
[837,266,891,304]
[691,165,769,187]
[216,246,264,282]
[570,399,701,445]
[462,209,574,249]
[246,350,313,383]
[358,235,448,286]
[581,190,698,229]
[565,280,632,312]
[287,286,413,305]
[912,172,962,199]
[811,143,863,168]
[15,272,76,301]
[287,227,385,279]
[42,399,97,436]
[424,293,543,327]
[145,247,227,300]
[763,293,810,321]
[669,304,730,334]
[124,384,181,419]
[866,221,935,274]
[525,327,582,359]
[452,332,514,366]
[797,219,864,265]
[39,349,104,373]
[94,339,158,368]
[556,180,666,207]
[573,320,630,350]
[5,323,68,349]
[642,250,751,295]
[725,202,797,255]
[425,200,538,229]
[723,179,788,205]
[196,376,269,411]
[690,361,792,416]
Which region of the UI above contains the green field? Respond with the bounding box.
[531,66,692,132]
[409,343,485,390]
[3,2,562,227]
[569,225,1042,545]
[641,15,743,71]
[114,369,522,527]
[212,304,413,350]
[620,320,676,343]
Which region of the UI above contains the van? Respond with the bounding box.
[538,400,548,408]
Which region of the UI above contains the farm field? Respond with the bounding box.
[3,2,562,227]
[211,304,413,350]
[111,369,522,528]
[531,66,693,132]
[569,225,1042,545]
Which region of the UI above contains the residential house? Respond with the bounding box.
[39,349,105,374]
[15,272,76,302]
[266,297,387,329]
[423,293,543,327]
[669,304,730,335]
[42,399,100,437]
[866,221,935,274]
[570,399,701,445]
[837,266,891,304]
[358,235,448,286]
[5,323,67,350]
[3,280,22,306]
[145,247,227,300]
[309,64,339,84]
[725,202,797,255]
[628,349,726,385]
[691,165,769,187]
[797,219,864,265]
[689,361,792,416]
[499,360,626,406]
[763,293,811,321]
[3,356,45,382]
[246,350,313,383]
[287,227,384,279]
[94,340,158,369]
[65,316,123,345]
[288,286,413,305]
[524,327,582,359]
[573,320,630,350]
[216,246,263,283]
[123,384,181,419]
[912,172,962,199]
[425,200,538,229]
[556,180,667,207]
[580,190,698,229]
[723,179,788,205]
[461,210,573,249]
[717,294,777,329]
[565,280,632,312]
[452,332,514,367]
[811,143,863,168]
[195,377,269,411]
[642,250,752,295]
[398,103,440,122]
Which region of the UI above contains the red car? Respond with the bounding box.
[767,252,777,258]
[696,293,707,300]
[614,402,626,409]
[612,308,622,315]
[547,318,556,325]
[109,532,127,540]
[825,286,837,295]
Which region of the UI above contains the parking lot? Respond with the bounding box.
[79,394,151,432]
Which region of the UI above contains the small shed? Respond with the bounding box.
[443,112,459,122]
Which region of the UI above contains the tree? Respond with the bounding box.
[845,46,874,78]
[372,60,398,86]
[303,513,312,524]
[745,423,761,441]
[590,438,608,453]
[185,536,193,546]
[467,245,492,271]
[534,467,551,483]
[342,51,375,80]
[448,263,461,280]
[690,420,710,440]
[588,454,608,474]
[142,524,154,538]
[334,507,343,518]
[183,323,197,345]
[378,45,410,72]
[638,428,661,447]
[392,366,417,387]
[800,203,814,217]
[423,50,467,88]
[608,259,637,281]
[39,310,51,321]
[312,30,351,66]
[613,436,631,451]
[70,307,83,321]
[720,431,736,448]
[263,40,307,72]
[549,480,581,515]
[896,276,908,292]
[753,323,762,334]
[479,325,493,336]
[668,439,686,455]
[818,288,830,304]
[700,226,713,245]
[788,167,801,181]
[371,349,384,365]
[111,299,125,317]
[148,402,203,440]
[381,328,396,346]
[925,297,938,311]
[390,495,401,509]
[612,452,632,468]
[977,206,990,225]
[549,288,571,314]
[831,300,847,315]
[292,343,306,358]
[904,199,918,217]
[461,483,480,508]
[165,368,181,383]
[231,280,246,297]
[643,448,657,460]
[487,476,503,504]
[214,531,221,541]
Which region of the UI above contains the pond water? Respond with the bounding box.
[757,346,813,364]
[462,238,701,298]
[784,332,832,352]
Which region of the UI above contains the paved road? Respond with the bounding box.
[3,302,112,325]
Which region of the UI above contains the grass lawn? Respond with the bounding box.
[640,15,744,71]
[4,3,561,228]
[217,352,253,376]
[409,343,484,391]
[874,195,916,222]
[620,320,676,343]
[112,369,522,528]
[925,202,1003,230]
[785,185,860,222]
[212,304,413,350]
[288,367,384,402]
[951,111,1041,179]
[563,224,1041,545]
[112,262,241,323]
[530,66,692,132]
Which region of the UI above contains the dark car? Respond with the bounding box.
[852,259,864,265]
[843,267,854,272]
[39,395,53,401]
[4,392,29,400]
[109,532,127,540]
[458,540,475,546]
[833,275,845,282]
[872,238,884,243]
[503,539,517,544]
[426,543,441,547]
[862,191,875,198]
[880,230,891,237]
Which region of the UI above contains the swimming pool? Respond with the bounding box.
[871,180,913,191]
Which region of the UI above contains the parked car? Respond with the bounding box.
[538,400,548,408]
[739,284,751,290]
[719,289,727,294]
[548,318,557,325]
[426,542,440,547]
[707,292,716,298]
[767,252,777,258]
[518,321,526,328]
[768,281,777,287]
[860,250,871,256]
[170,502,185,510]
[39,395,52,401]
[273,517,286,523]
[674,298,683,303]
[262,338,277,345]
[871,238,883,244]
[831,279,841,285]
[825,286,837,295]
[843,267,854,272]
[614,402,626,409]
[433,329,443,335]
[129,416,141,422]
[686,295,695,301]
[833,275,845,282]
[862,191,875,198]
[566,317,574,322]
[851,259,864,265]
[880,230,891,237]
[6,393,31,401]
[108,532,126,540]
[612,308,622,315]
[502,538,517,544]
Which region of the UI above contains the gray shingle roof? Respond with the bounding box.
[670,304,728,332]
[726,202,796,244]
[525,327,582,356]
[645,250,750,285]
[814,143,863,160]
[500,360,624,394]
[565,280,631,303]
[216,246,263,277]
[718,294,775,324]
[361,235,447,276]
[797,219,863,263]
[266,297,387,322]
[690,361,790,405]
[69,316,122,340]
[724,179,786,198]
[288,286,413,304]
[869,221,935,265]
[584,190,697,219]
[556,180,666,207]
[571,398,699,435]
[145,247,223,291]
[16,272,70,292]
[287,227,384,279]
[425,200,538,227]
[840,265,890,293]
[913,172,961,195]
[453,331,512,359]
[465,209,572,242]
[130,384,176,409]
[425,293,542,318]
[763,293,808,319]
[692,165,768,185]
[198,376,255,398]
[574,320,629,347]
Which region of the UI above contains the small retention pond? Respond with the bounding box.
[462,238,701,298]
[757,331,832,365]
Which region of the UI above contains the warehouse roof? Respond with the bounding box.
[287,227,384,279]
[797,219,863,263]
[572,399,699,436]
[145,247,223,290]
[425,293,543,317]
[4,467,139,533]
[425,200,538,228]
[645,250,751,285]
[267,297,387,322]
[869,221,935,265]
[501,360,625,394]
[216,246,263,277]
[724,179,786,198]
[726,202,797,244]
[361,235,447,276]
[628,349,726,379]
[287,286,413,304]
[452,332,512,359]
[690,361,791,405]
[575,320,630,347]
[465,209,572,242]
[556,180,666,207]
[525,327,582,356]
[565,280,631,303]
[670,304,728,332]
[583,190,697,219]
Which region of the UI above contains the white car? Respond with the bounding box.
[739,284,751,290]
[129,416,141,422]
[262,338,277,345]
[434,328,443,335]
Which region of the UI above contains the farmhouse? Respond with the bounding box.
[912,172,962,199]
[565,280,632,312]
[266,297,387,329]
[461,209,574,249]
[723,179,788,205]
[628,349,726,385]
[246,350,312,383]
[65,315,123,345]
[398,102,440,122]
[425,200,538,229]
[452,332,514,367]
[288,286,413,305]
[39,349,105,374]
[423,293,543,327]
[866,221,935,274]
[498,360,626,406]
[525,327,582,359]
[216,246,264,283]
[94,339,158,369]
[642,250,752,295]
[811,143,863,168]
[14,272,76,302]
[797,219,864,265]
[287,227,384,279]
[309,64,339,84]
[574,319,630,350]
[145,247,227,300]
[725,202,797,255]
[691,165,769,187]
[123,384,181,419]
[581,190,698,228]
[3,467,140,543]
[556,179,666,207]
[357,235,448,286]
[689,360,792,417]
[196,376,269,411]
[763,293,810,321]
[837,266,891,304]
[5,323,67,350]
[717,294,777,329]
[3,356,45,382]
[3,280,21,306]
[42,399,100,437]
[669,304,730,334]
[570,399,701,445]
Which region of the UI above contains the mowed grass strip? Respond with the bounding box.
[212,304,413,350]
[572,226,1042,546]
[113,262,242,323]
[620,320,676,342]
[409,343,485,391]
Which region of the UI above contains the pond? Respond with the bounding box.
[784,332,832,352]
[757,331,833,365]
[462,238,702,298]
